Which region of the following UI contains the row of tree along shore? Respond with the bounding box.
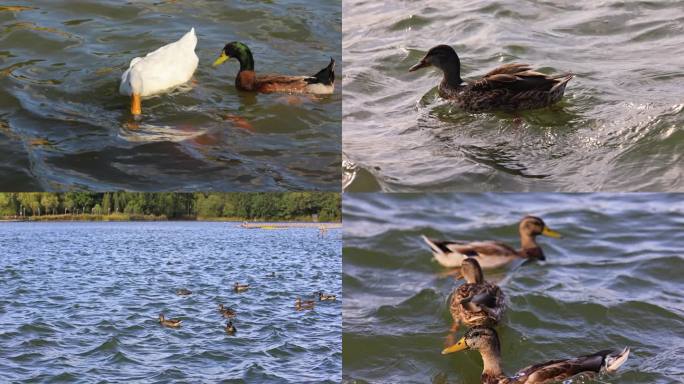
[0,192,341,222]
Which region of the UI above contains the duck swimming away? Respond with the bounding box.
[409,45,572,112]
[120,28,198,117]
[448,258,505,336]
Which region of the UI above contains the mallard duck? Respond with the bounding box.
[212,42,335,94]
[422,216,560,269]
[295,297,315,311]
[315,291,337,301]
[218,304,237,318]
[448,258,505,336]
[442,326,630,384]
[409,45,572,112]
[225,321,237,335]
[234,282,250,293]
[158,314,182,328]
[120,28,198,116]
[176,288,192,296]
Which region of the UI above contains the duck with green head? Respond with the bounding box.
[212,42,335,94]
[409,45,572,112]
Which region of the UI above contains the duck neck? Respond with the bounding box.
[235,49,255,73]
[480,347,505,377]
[520,233,539,252]
[440,59,463,88]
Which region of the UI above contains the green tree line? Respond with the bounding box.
[0,193,341,222]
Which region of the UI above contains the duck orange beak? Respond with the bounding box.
[409,59,430,72]
[130,93,141,116]
[441,336,468,355]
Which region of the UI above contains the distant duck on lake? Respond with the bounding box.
[158,313,182,328]
[225,321,237,335]
[234,282,250,293]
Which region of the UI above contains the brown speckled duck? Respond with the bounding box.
[295,297,315,311]
[218,304,237,318]
[158,314,182,328]
[448,258,505,337]
[409,45,573,112]
[442,327,630,384]
[234,282,250,293]
[315,291,337,301]
[422,216,560,269]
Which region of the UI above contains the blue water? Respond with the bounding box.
[0,221,341,383]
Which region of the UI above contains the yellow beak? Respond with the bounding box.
[212,52,230,67]
[542,227,561,238]
[441,336,468,355]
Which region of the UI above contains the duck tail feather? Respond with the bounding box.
[605,347,630,373]
[421,235,444,256]
[310,57,335,85]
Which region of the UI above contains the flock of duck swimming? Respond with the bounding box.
[421,216,630,384]
[157,277,337,335]
[119,28,335,117]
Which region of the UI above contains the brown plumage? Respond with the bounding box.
[409,45,572,112]
[218,304,237,318]
[442,327,630,384]
[295,297,315,311]
[213,42,335,95]
[449,258,505,330]
[158,314,182,328]
[422,216,561,269]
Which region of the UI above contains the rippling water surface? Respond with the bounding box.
[0,222,341,382]
[0,0,341,191]
[343,193,683,383]
[342,0,684,192]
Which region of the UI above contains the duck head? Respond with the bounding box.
[409,45,463,85]
[441,326,500,355]
[456,258,484,284]
[213,41,255,71]
[520,216,561,240]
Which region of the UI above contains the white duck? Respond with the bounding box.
[119,28,199,116]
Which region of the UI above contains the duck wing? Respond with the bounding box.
[423,236,519,268]
[452,241,518,258]
[514,348,629,383]
[473,63,570,93]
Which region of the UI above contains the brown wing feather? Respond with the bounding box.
[450,241,518,258]
[255,74,309,93]
[516,354,604,383]
[450,281,505,326]
[475,63,566,93]
[484,63,533,76]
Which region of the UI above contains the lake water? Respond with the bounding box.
[342,0,684,192]
[0,0,341,191]
[0,221,341,383]
[342,193,683,383]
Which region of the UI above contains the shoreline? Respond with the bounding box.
[0,214,341,225]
